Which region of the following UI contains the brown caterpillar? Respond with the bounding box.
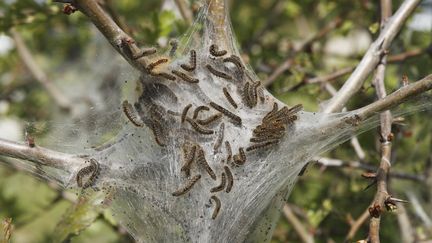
[169,39,178,57]
[225,141,232,162]
[193,106,210,119]
[210,195,221,219]
[263,102,279,122]
[242,82,251,107]
[122,100,144,127]
[224,166,233,193]
[222,87,238,109]
[181,104,192,123]
[223,55,244,73]
[196,147,216,180]
[213,123,225,153]
[250,133,284,143]
[181,144,196,176]
[288,104,303,114]
[157,72,176,81]
[209,102,242,126]
[76,158,100,189]
[206,64,232,80]
[210,172,226,193]
[172,174,201,196]
[209,44,227,57]
[151,122,166,147]
[197,113,223,126]
[233,148,246,165]
[180,50,197,72]
[147,58,169,71]
[246,140,279,152]
[133,48,157,59]
[186,117,215,135]
[172,70,199,83]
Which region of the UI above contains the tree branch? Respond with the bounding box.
[263,16,343,87]
[283,204,314,243]
[174,0,193,24]
[0,138,84,172]
[323,0,421,113]
[10,29,73,112]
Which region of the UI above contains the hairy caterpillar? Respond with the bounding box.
[246,140,279,152]
[181,144,196,176]
[172,70,199,83]
[206,64,232,80]
[196,147,216,180]
[209,102,242,126]
[210,195,221,219]
[151,122,166,147]
[147,58,169,71]
[180,50,197,72]
[193,106,210,119]
[233,148,246,165]
[209,44,227,57]
[171,174,201,196]
[225,141,232,162]
[223,55,244,74]
[157,72,176,81]
[169,39,178,57]
[242,82,251,107]
[224,166,233,193]
[196,113,223,126]
[213,123,225,153]
[222,87,238,109]
[210,172,226,193]
[186,117,215,135]
[122,100,144,127]
[76,158,100,189]
[182,104,192,123]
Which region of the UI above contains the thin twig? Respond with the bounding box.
[283,204,314,243]
[346,209,370,241]
[264,16,343,87]
[323,0,421,113]
[174,0,193,24]
[10,29,73,112]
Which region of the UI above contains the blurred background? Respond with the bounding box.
[0,0,431,242]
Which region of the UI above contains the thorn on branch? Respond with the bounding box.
[62,4,78,15]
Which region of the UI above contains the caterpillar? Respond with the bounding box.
[76,158,100,189]
[196,113,223,126]
[169,39,178,57]
[213,123,225,153]
[147,58,169,71]
[225,141,232,162]
[181,104,192,123]
[157,72,176,81]
[233,148,246,165]
[209,44,227,57]
[209,102,242,126]
[210,195,221,219]
[224,166,233,193]
[196,147,216,180]
[151,122,166,147]
[181,144,196,176]
[210,172,226,193]
[171,174,201,196]
[186,117,215,135]
[180,50,197,72]
[172,70,199,83]
[122,100,144,127]
[223,55,244,73]
[133,48,157,59]
[246,140,279,152]
[206,64,232,80]
[250,133,284,143]
[288,104,303,114]
[242,82,252,108]
[222,87,238,109]
[193,106,210,119]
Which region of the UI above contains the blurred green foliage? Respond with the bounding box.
[0,0,431,242]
